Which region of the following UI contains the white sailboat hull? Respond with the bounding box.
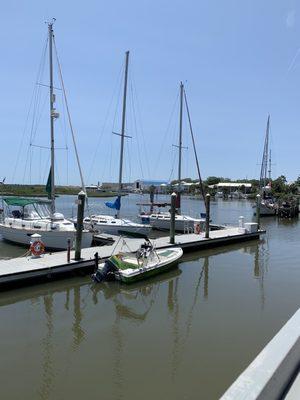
[0,223,93,250]
[259,202,276,216]
[253,201,276,216]
[139,213,205,232]
[89,223,151,236]
[84,215,152,236]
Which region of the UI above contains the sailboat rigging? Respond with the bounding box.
[83,51,151,236]
[138,82,208,232]
[0,20,93,249]
[255,115,276,216]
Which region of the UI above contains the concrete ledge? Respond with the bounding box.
[220,309,300,400]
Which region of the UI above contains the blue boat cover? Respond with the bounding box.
[105,196,121,210]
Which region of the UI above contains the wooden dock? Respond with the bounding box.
[0,227,264,289]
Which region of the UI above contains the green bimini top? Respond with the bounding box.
[2,197,51,207]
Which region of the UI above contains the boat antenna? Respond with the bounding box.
[183,88,206,203]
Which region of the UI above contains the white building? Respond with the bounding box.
[208,182,252,193]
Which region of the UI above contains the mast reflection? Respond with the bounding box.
[72,286,85,349]
[39,294,54,400]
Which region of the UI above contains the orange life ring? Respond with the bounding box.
[30,240,45,256]
[195,223,201,234]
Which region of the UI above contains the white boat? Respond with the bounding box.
[92,240,183,283]
[228,190,242,199]
[258,199,276,216]
[139,212,205,232]
[0,197,92,249]
[0,22,93,250]
[84,214,151,236]
[83,51,151,237]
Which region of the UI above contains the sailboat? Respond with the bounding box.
[138,82,207,232]
[83,51,151,236]
[255,115,276,216]
[0,21,93,250]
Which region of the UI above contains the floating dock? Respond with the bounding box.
[0,227,264,289]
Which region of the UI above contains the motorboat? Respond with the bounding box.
[92,240,183,283]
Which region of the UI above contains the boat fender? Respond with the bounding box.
[30,240,45,257]
[194,223,201,234]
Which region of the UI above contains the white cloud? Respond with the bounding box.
[286,10,296,29]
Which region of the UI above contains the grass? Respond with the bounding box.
[0,184,126,198]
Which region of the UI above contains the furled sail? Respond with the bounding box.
[45,168,52,199]
[105,196,121,210]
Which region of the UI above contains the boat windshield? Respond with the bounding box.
[2,197,52,219]
[28,203,51,219]
[8,202,51,220]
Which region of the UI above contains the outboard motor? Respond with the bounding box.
[92,260,117,283]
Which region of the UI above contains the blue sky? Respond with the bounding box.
[0,0,299,185]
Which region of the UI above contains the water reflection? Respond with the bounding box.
[72,286,85,349]
[90,269,182,400]
[0,238,275,400]
[39,294,54,400]
[91,268,182,319]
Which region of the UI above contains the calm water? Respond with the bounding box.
[1,195,300,399]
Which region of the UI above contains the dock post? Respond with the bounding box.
[94,252,99,272]
[75,191,86,261]
[67,238,71,263]
[256,194,261,228]
[170,192,176,244]
[205,193,210,239]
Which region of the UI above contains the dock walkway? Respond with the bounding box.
[0,227,263,288]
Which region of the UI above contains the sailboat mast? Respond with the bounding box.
[117,51,129,218]
[177,82,184,213]
[259,115,270,192]
[268,149,272,181]
[264,115,270,189]
[48,22,55,215]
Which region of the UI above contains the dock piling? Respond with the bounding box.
[256,194,261,228]
[170,192,176,244]
[67,238,71,263]
[205,194,210,239]
[94,252,99,272]
[75,191,86,261]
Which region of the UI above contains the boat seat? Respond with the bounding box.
[12,210,22,219]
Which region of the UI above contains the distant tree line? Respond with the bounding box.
[170,175,300,198]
